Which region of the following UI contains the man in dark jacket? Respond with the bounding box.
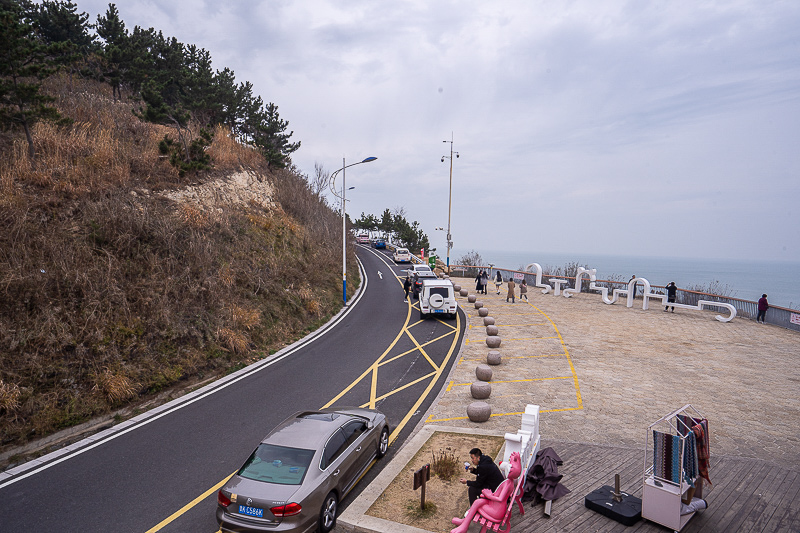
[459,448,505,504]
[664,281,677,312]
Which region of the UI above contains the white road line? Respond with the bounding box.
[0,258,370,490]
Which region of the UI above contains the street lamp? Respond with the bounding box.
[329,156,378,305]
[441,133,459,274]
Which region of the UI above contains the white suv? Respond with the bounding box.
[393,247,411,263]
[419,279,457,319]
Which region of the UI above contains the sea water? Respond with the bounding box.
[449,249,800,310]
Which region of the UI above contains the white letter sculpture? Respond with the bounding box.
[525,263,552,294]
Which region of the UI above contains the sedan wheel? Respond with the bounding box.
[319,492,338,533]
[377,426,389,458]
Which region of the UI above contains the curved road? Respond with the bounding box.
[0,245,464,532]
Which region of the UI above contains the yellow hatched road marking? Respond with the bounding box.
[147,264,463,532]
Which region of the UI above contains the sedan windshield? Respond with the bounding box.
[238,444,315,485]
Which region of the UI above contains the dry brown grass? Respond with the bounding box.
[0,76,351,450]
[0,381,21,413]
[92,367,137,403]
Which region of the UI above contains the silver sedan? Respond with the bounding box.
[216,408,389,532]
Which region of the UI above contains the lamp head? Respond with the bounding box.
[441,156,445,162]
[456,153,459,158]
[361,156,377,163]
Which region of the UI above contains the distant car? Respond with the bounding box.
[393,248,411,263]
[419,279,457,319]
[217,408,389,533]
[373,238,386,249]
[356,234,370,245]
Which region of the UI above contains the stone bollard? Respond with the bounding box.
[453,284,461,292]
[486,325,499,336]
[467,401,492,422]
[487,351,501,365]
[468,294,477,303]
[478,307,489,317]
[460,288,469,297]
[476,364,493,381]
[470,382,491,399]
[474,301,484,309]
[486,336,501,348]
[483,316,495,326]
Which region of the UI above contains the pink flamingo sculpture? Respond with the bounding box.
[451,451,522,533]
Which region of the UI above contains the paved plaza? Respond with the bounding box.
[428,277,800,466]
[339,276,800,532]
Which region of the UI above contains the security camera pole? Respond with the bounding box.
[441,133,458,274]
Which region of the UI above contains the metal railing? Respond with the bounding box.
[451,264,800,333]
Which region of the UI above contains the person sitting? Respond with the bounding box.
[459,447,505,505]
[451,452,522,533]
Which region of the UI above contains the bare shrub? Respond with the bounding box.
[431,448,460,480]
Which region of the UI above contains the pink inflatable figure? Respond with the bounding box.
[451,451,522,533]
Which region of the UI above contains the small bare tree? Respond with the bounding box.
[310,162,330,200]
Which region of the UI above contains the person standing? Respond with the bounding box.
[475,271,483,294]
[757,294,769,323]
[459,447,505,505]
[403,275,412,302]
[481,270,489,294]
[629,274,637,300]
[506,277,516,303]
[665,281,677,312]
[519,278,528,301]
[494,271,503,294]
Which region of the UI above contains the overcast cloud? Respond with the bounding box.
[77,0,800,262]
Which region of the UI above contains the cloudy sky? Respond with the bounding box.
[76,0,800,263]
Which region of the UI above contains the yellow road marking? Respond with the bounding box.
[465,336,559,343]
[427,406,583,423]
[459,353,566,361]
[144,472,234,533]
[146,266,463,532]
[448,376,573,387]
[360,371,438,405]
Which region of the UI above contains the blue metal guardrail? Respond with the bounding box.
[450,264,800,333]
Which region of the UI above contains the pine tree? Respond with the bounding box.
[95,3,127,100]
[0,0,69,159]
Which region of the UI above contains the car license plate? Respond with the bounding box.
[239,505,264,518]
[435,309,444,313]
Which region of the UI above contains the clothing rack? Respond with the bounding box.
[641,404,706,531]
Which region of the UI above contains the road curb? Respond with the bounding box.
[0,258,369,487]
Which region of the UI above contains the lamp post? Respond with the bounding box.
[441,133,459,274]
[329,156,378,305]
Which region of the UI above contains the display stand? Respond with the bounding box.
[641,404,705,531]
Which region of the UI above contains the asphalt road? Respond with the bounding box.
[0,245,464,532]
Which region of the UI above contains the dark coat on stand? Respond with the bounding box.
[523,447,571,503]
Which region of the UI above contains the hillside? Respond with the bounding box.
[0,76,356,453]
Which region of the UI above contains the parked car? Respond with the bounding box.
[216,408,389,533]
[393,248,411,263]
[356,234,370,244]
[411,270,438,299]
[405,264,433,277]
[373,238,386,249]
[419,279,457,319]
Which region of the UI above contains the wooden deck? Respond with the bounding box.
[511,440,800,533]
